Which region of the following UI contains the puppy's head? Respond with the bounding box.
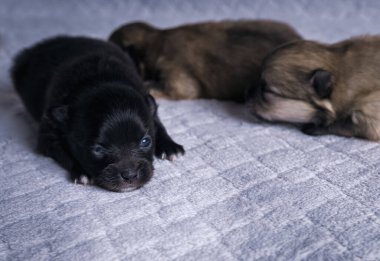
[109,22,156,45]
[51,85,157,192]
[109,22,159,78]
[247,41,338,126]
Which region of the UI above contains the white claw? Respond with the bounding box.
[161,153,166,160]
[79,175,90,185]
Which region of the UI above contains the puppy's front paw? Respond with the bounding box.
[155,139,185,161]
[71,171,93,186]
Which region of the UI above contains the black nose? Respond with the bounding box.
[103,165,138,182]
[120,171,138,182]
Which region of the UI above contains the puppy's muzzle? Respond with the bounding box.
[103,162,140,183]
[98,159,153,192]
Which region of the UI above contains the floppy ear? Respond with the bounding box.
[310,69,334,99]
[145,94,158,116]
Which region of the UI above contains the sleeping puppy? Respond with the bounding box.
[247,36,380,140]
[11,36,184,192]
[109,20,302,102]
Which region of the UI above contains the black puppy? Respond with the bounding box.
[11,36,184,192]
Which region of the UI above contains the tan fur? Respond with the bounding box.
[256,93,316,123]
[109,20,301,102]
[248,36,380,140]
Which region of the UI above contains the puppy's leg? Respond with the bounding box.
[303,106,380,140]
[302,114,367,139]
[144,81,170,99]
[154,115,185,161]
[37,116,90,184]
[302,122,355,137]
[37,117,74,169]
[150,70,201,100]
[149,88,172,100]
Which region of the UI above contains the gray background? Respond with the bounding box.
[1,0,380,260]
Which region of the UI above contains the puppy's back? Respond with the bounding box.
[163,20,302,101]
[174,20,301,42]
[11,36,131,120]
[109,20,302,101]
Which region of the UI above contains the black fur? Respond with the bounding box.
[11,36,184,192]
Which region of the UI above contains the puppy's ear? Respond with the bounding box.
[310,69,334,99]
[145,94,157,116]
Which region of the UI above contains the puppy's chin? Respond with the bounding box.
[248,92,316,124]
[94,163,153,192]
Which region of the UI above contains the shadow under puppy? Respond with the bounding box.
[247,36,380,140]
[11,36,184,192]
[109,20,302,102]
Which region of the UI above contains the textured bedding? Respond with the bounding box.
[1,0,380,260]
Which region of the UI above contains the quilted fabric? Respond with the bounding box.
[1,0,380,260]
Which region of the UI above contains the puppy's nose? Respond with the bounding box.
[120,171,138,183]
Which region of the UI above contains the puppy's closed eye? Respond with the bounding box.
[92,144,107,159]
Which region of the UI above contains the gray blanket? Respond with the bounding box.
[1,0,380,260]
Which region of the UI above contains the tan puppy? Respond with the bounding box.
[247,36,380,140]
[109,20,301,102]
